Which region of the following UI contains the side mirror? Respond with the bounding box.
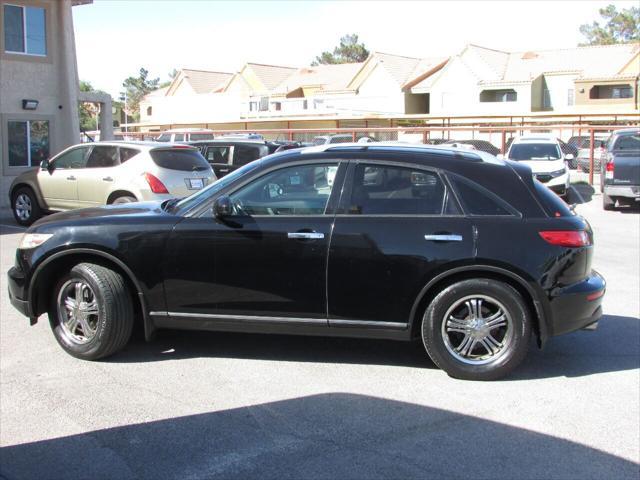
[565,153,575,161]
[212,195,233,218]
[40,159,50,170]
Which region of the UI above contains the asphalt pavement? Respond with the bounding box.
[0,182,638,480]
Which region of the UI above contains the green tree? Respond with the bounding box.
[78,80,108,131]
[579,5,640,45]
[120,68,160,121]
[312,34,370,66]
[159,68,179,88]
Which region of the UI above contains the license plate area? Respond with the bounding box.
[186,178,205,190]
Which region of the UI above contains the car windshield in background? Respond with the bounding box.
[189,134,215,141]
[174,159,263,212]
[150,149,211,171]
[508,143,561,161]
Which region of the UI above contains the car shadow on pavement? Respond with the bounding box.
[111,314,639,380]
[1,393,637,480]
[568,182,595,204]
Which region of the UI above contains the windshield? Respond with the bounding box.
[508,143,561,161]
[173,159,263,213]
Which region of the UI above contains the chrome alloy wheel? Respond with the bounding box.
[14,193,32,221]
[441,295,513,365]
[57,280,100,345]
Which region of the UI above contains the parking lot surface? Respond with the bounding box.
[1,185,639,480]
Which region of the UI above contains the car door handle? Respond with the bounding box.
[102,176,113,182]
[424,234,463,242]
[66,175,76,181]
[288,232,325,240]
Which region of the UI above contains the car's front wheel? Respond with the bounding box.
[422,279,531,380]
[49,263,134,360]
[12,187,42,226]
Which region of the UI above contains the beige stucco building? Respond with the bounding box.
[0,0,109,208]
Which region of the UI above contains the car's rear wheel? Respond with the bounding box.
[49,263,134,360]
[111,195,137,204]
[12,187,42,226]
[422,279,531,380]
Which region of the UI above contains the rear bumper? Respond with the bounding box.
[548,270,605,337]
[603,185,640,200]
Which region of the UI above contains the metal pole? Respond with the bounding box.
[588,128,595,185]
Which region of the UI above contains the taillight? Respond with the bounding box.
[605,154,614,179]
[144,172,169,194]
[539,230,590,247]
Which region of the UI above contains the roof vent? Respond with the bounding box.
[521,51,538,60]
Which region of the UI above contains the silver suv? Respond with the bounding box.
[9,142,215,225]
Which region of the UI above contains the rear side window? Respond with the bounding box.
[204,146,231,164]
[234,145,268,166]
[533,180,573,217]
[348,164,446,215]
[150,149,211,172]
[189,133,214,141]
[119,147,139,163]
[449,175,513,216]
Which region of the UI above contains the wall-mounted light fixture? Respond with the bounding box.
[22,99,39,110]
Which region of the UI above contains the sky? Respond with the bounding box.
[72,0,639,98]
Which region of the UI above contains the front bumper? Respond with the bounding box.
[603,185,640,200]
[7,265,32,318]
[548,270,605,337]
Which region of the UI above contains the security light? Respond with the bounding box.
[22,99,39,110]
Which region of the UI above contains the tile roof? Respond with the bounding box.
[180,69,234,94]
[274,62,364,94]
[373,52,423,86]
[246,63,298,90]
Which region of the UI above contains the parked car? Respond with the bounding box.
[8,143,605,381]
[600,128,640,210]
[443,139,500,156]
[576,139,607,173]
[155,128,215,142]
[312,134,354,145]
[9,142,215,226]
[504,136,571,196]
[188,139,271,177]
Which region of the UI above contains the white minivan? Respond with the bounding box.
[505,136,572,196]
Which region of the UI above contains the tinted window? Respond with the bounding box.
[205,146,231,164]
[349,164,445,215]
[234,145,268,166]
[449,176,512,216]
[329,135,352,144]
[53,147,89,169]
[189,133,215,141]
[533,180,573,217]
[119,147,139,163]
[230,164,337,216]
[613,134,640,150]
[173,134,185,142]
[156,134,171,142]
[508,143,561,160]
[150,149,211,172]
[86,146,119,168]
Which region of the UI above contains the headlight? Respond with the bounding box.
[550,168,566,177]
[19,233,53,249]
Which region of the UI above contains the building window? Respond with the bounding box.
[567,89,574,106]
[249,101,258,112]
[272,102,282,111]
[146,106,152,116]
[3,4,47,56]
[589,84,633,99]
[543,89,551,109]
[479,89,517,102]
[7,120,50,167]
[259,97,269,111]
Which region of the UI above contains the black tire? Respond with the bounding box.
[12,186,42,226]
[111,195,137,205]
[49,263,134,360]
[421,279,531,381]
[602,193,615,211]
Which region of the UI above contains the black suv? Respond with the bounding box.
[188,140,271,177]
[8,144,605,380]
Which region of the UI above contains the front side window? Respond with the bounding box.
[205,146,231,164]
[3,4,46,55]
[348,164,446,215]
[86,146,119,168]
[53,147,90,169]
[229,163,337,216]
[155,134,171,142]
[7,120,49,167]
